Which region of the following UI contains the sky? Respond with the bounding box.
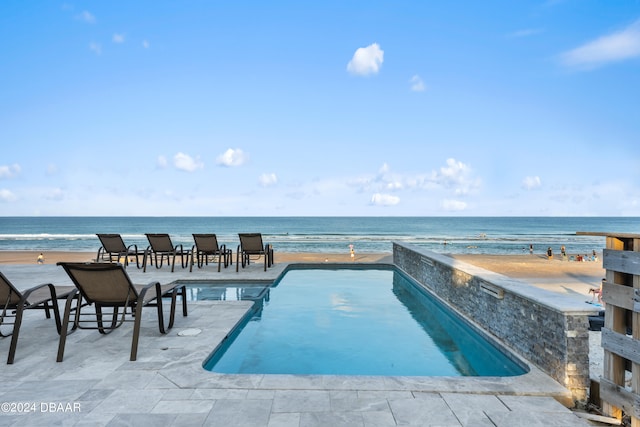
[1,1,639,217]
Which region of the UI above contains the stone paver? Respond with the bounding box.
[0,263,593,426]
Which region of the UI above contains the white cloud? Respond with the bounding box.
[76,10,95,24]
[216,148,247,167]
[156,155,168,168]
[173,152,203,172]
[437,158,471,187]
[113,33,125,43]
[259,173,278,187]
[522,176,542,190]
[560,20,640,69]
[385,181,403,190]
[409,75,425,92]
[371,193,400,206]
[0,189,17,202]
[0,164,21,179]
[89,42,102,55]
[441,199,467,211]
[347,43,384,76]
[142,40,150,49]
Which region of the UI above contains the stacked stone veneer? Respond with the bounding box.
[393,243,591,403]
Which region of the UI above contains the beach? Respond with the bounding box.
[0,250,605,281]
[0,250,393,265]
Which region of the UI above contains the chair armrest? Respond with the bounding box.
[138,281,162,302]
[20,282,55,301]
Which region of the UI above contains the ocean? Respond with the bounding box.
[0,216,638,256]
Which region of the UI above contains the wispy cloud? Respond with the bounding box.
[560,20,640,69]
[522,176,542,190]
[370,193,400,206]
[113,33,125,44]
[216,148,247,167]
[76,10,95,24]
[259,173,278,187]
[156,155,168,169]
[347,43,384,76]
[358,159,479,208]
[0,189,17,202]
[0,164,21,179]
[89,42,102,55]
[409,75,425,92]
[142,40,150,49]
[173,152,203,172]
[435,158,477,193]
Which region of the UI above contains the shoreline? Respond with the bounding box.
[0,250,604,281]
[0,250,394,265]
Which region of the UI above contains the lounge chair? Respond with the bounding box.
[143,233,191,272]
[0,271,75,364]
[236,233,274,272]
[56,262,188,361]
[191,234,232,272]
[96,233,145,268]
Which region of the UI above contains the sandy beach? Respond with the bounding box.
[0,250,393,265]
[0,250,605,282]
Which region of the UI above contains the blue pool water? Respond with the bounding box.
[202,266,527,377]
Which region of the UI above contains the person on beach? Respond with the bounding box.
[529,244,533,254]
[560,245,567,260]
[589,278,605,303]
[36,253,45,264]
[546,247,553,260]
[349,244,355,261]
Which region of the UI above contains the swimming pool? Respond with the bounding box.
[202,266,527,377]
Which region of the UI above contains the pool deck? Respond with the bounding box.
[0,261,596,426]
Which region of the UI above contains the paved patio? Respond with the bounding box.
[0,260,596,426]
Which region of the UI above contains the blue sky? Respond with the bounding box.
[1,1,639,216]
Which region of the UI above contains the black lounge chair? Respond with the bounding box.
[56,262,188,361]
[191,234,232,272]
[236,233,274,272]
[96,233,145,268]
[0,271,75,364]
[143,233,191,272]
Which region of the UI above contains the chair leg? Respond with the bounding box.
[6,300,26,364]
[165,288,178,331]
[96,306,107,334]
[130,298,145,361]
[143,250,149,272]
[47,285,65,334]
[56,292,78,362]
[180,285,188,317]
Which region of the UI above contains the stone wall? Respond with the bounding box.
[393,243,592,403]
